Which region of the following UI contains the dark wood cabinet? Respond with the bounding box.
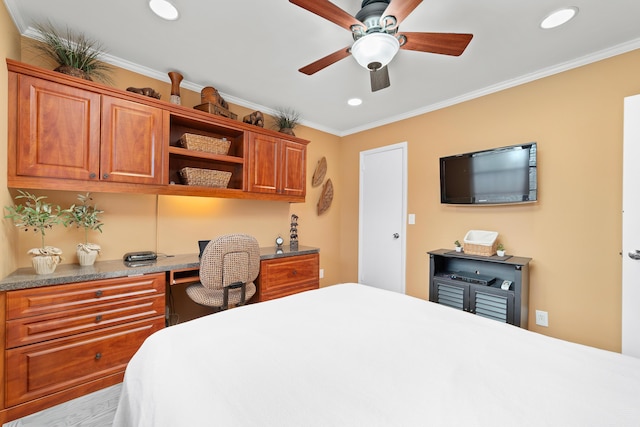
[246,132,307,200]
[428,249,530,327]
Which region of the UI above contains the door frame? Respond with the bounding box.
[358,142,408,293]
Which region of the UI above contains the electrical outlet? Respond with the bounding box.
[319,268,324,279]
[535,310,549,327]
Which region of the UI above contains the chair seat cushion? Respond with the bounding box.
[186,282,256,307]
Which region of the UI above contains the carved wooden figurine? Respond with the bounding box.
[243,110,264,127]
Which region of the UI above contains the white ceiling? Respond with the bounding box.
[5,0,640,136]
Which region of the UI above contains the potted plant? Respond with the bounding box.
[454,240,463,252]
[29,20,113,83]
[67,193,104,266]
[496,243,506,257]
[273,107,300,136]
[4,190,70,274]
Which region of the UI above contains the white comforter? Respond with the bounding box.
[113,283,640,427]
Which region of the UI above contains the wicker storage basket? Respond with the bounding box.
[179,167,231,188]
[463,230,498,256]
[179,133,230,155]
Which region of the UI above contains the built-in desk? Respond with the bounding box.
[0,246,319,424]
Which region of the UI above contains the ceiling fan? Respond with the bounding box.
[290,0,473,92]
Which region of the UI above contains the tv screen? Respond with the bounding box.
[440,142,537,205]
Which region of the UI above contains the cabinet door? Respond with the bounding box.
[280,139,306,196]
[100,96,164,184]
[470,287,515,324]
[246,132,279,193]
[432,278,469,311]
[16,75,101,180]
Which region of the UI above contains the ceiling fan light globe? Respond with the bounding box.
[351,33,400,70]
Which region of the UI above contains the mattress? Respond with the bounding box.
[113,283,640,426]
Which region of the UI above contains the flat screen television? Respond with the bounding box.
[440,142,537,205]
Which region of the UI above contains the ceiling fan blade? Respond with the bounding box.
[289,0,363,31]
[299,46,352,75]
[370,66,390,92]
[400,32,473,56]
[382,0,423,24]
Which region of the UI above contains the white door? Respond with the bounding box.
[358,142,407,293]
[623,94,640,358]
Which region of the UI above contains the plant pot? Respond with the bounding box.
[77,243,101,266]
[455,246,462,252]
[31,255,61,275]
[77,249,99,266]
[497,250,506,257]
[279,127,295,136]
[54,65,92,81]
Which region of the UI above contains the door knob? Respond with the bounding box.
[393,233,400,239]
[629,250,640,260]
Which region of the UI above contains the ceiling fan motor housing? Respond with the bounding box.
[355,0,392,33]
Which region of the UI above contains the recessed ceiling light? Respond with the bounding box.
[348,98,363,106]
[149,0,179,21]
[540,7,578,29]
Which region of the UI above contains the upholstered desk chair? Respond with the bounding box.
[186,234,260,311]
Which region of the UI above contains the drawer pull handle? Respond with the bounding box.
[95,315,103,322]
[95,290,103,298]
[95,352,102,360]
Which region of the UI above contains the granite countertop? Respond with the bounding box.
[0,246,319,291]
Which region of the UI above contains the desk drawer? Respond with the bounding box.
[6,293,165,348]
[5,316,163,407]
[258,253,319,301]
[6,273,165,320]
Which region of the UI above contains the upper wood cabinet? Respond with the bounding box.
[246,132,307,200]
[7,59,309,201]
[15,74,101,181]
[100,96,164,185]
[12,74,163,185]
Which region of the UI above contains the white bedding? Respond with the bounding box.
[113,283,640,427]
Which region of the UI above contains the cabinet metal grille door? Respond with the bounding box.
[437,282,464,310]
[474,291,508,323]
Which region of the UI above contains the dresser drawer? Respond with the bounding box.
[5,316,163,407]
[6,273,165,320]
[258,253,319,301]
[6,293,165,348]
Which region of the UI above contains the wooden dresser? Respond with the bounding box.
[1,273,165,422]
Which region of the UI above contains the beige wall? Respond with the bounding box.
[340,49,640,351]
[3,2,640,352]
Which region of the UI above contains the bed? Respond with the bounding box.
[113,283,640,426]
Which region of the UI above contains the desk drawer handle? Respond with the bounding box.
[95,352,102,360]
[95,290,103,298]
[95,315,103,323]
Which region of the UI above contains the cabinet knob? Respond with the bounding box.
[292,269,297,276]
[95,314,103,322]
[95,290,103,298]
[95,352,102,360]
[103,173,110,179]
[89,172,97,179]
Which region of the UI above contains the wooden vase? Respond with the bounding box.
[168,71,183,105]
